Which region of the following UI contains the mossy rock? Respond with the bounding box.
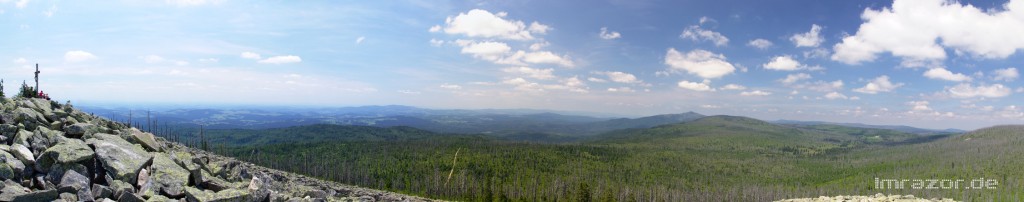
[87,133,154,183]
[36,138,94,172]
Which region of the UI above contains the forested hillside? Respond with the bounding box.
[174,115,1022,201]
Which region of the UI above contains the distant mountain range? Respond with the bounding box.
[78,105,959,142]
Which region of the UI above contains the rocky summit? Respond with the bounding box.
[0,97,431,202]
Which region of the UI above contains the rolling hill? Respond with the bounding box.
[184,114,1024,201]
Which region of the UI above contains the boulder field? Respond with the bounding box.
[0,98,431,202]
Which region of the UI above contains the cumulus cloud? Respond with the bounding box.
[258,55,302,64]
[429,39,444,47]
[993,67,1019,81]
[677,79,714,91]
[923,68,972,82]
[803,48,830,59]
[587,77,606,83]
[595,71,642,84]
[240,52,261,60]
[502,77,588,93]
[607,87,635,93]
[779,73,812,84]
[907,101,932,111]
[515,51,574,67]
[790,24,824,47]
[438,9,547,40]
[762,55,806,71]
[663,48,736,79]
[853,75,903,94]
[355,36,366,44]
[680,25,729,46]
[747,39,773,49]
[15,0,28,9]
[740,90,772,96]
[599,27,621,39]
[64,50,97,63]
[947,83,1011,98]
[529,41,549,51]
[720,84,746,90]
[461,41,512,61]
[13,57,27,64]
[503,67,555,80]
[832,0,1024,65]
[824,92,849,100]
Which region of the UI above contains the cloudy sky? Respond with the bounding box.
[2,0,1023,130]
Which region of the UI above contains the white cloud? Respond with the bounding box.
[803,48,830,59]
[740,90,772,96]
[13,57,27,64]
[907,101,932,111]
[64,50,97,63]
[199,58,219,63]
[439,83,462,90]
[678,79,714,91]
[680,25,728,46]
[528,22,550,34]
[140,55,165,63]
[763,55,805,71]
[596,71,641,84]
[803,80,845,92]
[607,87,635,93]
[501,77,588,93]
[517,51,574,67]
[258,55,302,64]
[503,67,555,80]
[440,9,546,40]
[460,41,512,61]
[780,73,812,84]
[240,52,262,60]
[824,92,848,100]
[529,41,549,51]
[355,36,365,44]
[663,48,736,79]
[15,0,27,9]
[947,83,1011,98]
[397,90,421,95]
[429,39,444,47]
[698,16,716,25]
[832,0,1024,65]
[700,104,721,109]
[720,84,746,90]
[993,67,1019,81]
[790,24,824,47]
[428,25,442,32]
[1018,87,1024,93]
[599,27,621,40]
[747,39,773,49]
[853,75,903,94]
[923,68,971,82]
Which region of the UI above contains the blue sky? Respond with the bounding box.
[1,0,1022,130]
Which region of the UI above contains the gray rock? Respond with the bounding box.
[10,144,35,166]
[45,163,87,186]
[12,130,32,147]
[77,187,95,202]
[92,184,112,199]
[64,123,94,139]
[117,192,145,202]
[87,133,153,183]
[36,139,93,173]
[108,180,134,200]
[125,129,161,152]
[58,192,78,202]
[58,169,91,194]
[11,189,58,202]
[184,187,252,202]
[0,150,25,180]
[151,155,189,198]
[0,124,18,141]
[0,180,31,201]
